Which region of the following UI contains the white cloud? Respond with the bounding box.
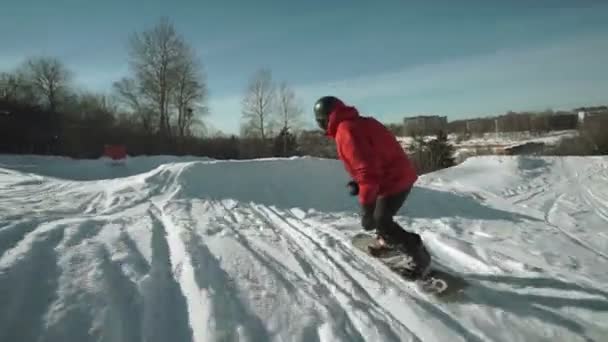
[292,32,608,119]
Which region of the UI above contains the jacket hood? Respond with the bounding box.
[326,102,360,138]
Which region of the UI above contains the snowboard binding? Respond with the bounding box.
[351,232,469,300]
[367,235,431,281]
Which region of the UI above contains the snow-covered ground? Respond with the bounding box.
[1,154,607,342]
[397,130,577,149]
[397,130,578,162]
[454,130,578,148]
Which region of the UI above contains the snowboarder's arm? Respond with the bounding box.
[336,123,381,205]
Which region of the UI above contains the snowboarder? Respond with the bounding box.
[314,95,431,278]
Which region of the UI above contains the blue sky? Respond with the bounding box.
[1,0,607,134]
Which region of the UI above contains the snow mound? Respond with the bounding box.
[1,154,608,342]
[0,154,214,181]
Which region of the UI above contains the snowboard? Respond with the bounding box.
[351,233,469,300]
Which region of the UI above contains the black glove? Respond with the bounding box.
[361,203,376,231]
[347,180,359,196]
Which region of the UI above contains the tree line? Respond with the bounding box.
[0,17,336,159]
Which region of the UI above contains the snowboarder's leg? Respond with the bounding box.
[372,186,411,240]
[369,187,431,278]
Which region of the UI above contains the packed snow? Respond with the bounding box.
[1,153,607,342]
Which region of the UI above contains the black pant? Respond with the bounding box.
[373,187,421,248]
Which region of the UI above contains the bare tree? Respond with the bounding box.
[112,77,157,133]
[0,72,19,101]
[172,45,208,138]
[128,16,191,137]
[113,78,141,112]
[20,57,71,112]
[275,81,302,155]
[76,92,118,119]
[276,81,302,132]
[241,68,276,140]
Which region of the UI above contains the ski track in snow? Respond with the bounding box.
[1,154,608,341]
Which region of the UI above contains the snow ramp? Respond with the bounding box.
[1,154,607,342]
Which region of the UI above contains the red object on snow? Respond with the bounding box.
[103,144,127,160]
[325,101,418,205]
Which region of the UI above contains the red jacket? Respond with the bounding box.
[326,102,418,205]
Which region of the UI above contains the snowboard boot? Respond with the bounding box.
[367,235,390,256]
[369,231,431,280]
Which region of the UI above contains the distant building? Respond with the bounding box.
[577,106,608,125]
[577,108,607,140]
[403,115,447,136]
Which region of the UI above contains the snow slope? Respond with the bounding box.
[1,154,608,342]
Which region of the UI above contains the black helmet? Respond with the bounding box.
[313,95,343,130]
